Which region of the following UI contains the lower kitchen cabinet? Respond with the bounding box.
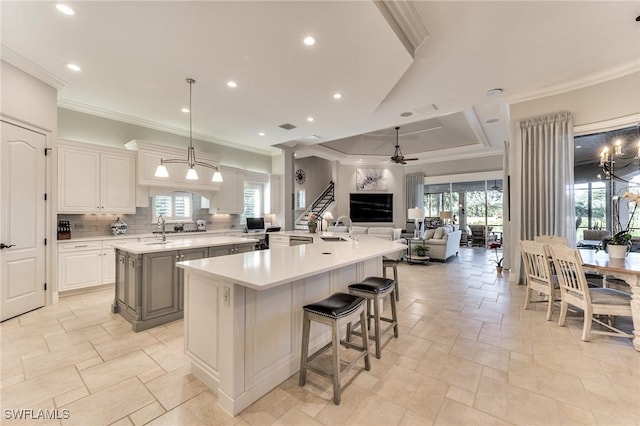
[58,238,137,292]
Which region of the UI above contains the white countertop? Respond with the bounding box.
[57,229,246,244]
[177,235,406,291]
[111,236,258,254]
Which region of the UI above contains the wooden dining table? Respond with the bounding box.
[579,249,640,351]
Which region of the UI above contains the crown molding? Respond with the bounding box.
[574,113,640,136]
[1,45,67,89]
[375,0,429,57]
[58,98,277,156]
[506,60,640,105]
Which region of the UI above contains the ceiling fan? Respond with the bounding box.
[390,126,418,164]
[490,180,502,192]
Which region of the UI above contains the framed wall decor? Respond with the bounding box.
[356,168,388,191]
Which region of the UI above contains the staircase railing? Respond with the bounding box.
[295,181,335,229]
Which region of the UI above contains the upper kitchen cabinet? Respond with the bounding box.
[126,140,222,193]
[58,141,136,214]
[211,167,245,214]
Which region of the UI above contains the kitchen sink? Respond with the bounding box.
[320,236,347,242]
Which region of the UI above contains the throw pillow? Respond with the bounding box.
[424,229,436,239]
[433,227,445,239]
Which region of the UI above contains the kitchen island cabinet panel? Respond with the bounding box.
[112,237,256,331]
[142,251,179,320]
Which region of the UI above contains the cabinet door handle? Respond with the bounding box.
[74,245,88,248]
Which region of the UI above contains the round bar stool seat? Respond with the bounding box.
[299,292,371,405]
[347,276,399,359]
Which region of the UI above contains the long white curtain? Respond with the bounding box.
[405,172,424,212]
[513,111,575,281]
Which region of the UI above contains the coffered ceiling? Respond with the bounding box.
[2,1,639,163]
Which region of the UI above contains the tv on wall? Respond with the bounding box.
[349,193,393,223]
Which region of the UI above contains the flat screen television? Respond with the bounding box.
[349,193,393,223]
[246,217,265,232]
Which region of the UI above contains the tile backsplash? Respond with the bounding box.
[58,197,242,239]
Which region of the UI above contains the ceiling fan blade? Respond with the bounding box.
[404,158,419,161]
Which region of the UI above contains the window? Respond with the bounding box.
[153,192,192,222]
[243,182,264,218]
[574,125,640,240]
[296,189,306,210]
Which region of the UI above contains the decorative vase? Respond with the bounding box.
[496,266,503,274]
[607,244,628,259]
[308,222,317,234]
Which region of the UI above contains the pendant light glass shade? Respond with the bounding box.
[154,164,169,178]
[212,171,223,182]
[154,78,223,182]
[186,167,199,180]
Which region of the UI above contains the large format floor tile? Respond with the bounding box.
[0,247,636,425]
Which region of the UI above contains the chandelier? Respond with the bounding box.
[154,78,223,182]
[598,128,640,183]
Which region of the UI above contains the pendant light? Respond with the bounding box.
[154,78,223,183]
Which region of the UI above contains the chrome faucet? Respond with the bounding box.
[157,215,166,242]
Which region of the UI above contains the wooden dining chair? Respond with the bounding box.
[520,240,558,320]
[548,244,633,342]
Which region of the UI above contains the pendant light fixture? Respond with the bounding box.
[154,78,223,183]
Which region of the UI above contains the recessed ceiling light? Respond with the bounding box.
[333,92,343,100]
[303,36,316,46]
[181,108,189,113]
[486,88,503,96]
[258,132,265,136]
[65,63,81,72]
[485,118,500,124]
[307,116,314,122]
[227,81,238,88]
[56,4,75,15]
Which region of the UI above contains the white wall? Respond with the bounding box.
[335,164,405,227]
[58,108,273,173]
[1,61,57,131]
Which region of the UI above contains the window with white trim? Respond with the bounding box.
[153,192,193,222]
[243,183,264,218]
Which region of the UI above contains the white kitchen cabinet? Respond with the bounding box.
[58,241,103,291]
[59,237,137,292]
[211,168,245,214]
[267,174,281,214]
[127,140,221,194]
[58,141,136,214]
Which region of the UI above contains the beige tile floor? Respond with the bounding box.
[1,247,638,425]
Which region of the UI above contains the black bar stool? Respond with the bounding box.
[347,276,398,359]
[299,292,371,405]
[382,258,401,301]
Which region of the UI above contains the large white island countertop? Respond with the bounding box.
[177,235,406,291]
[111,235,258,254]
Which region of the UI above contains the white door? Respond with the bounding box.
[1,121,46,321]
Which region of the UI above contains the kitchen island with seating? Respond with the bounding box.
[111,236,257,331]
[176,235,406,416]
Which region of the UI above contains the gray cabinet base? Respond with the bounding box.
[114,300,183,332]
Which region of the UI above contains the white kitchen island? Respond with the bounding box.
[177,235,406,416]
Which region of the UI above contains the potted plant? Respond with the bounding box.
[607,191,639,258]
[489,241,504,273]
[307,213,319,233]
[415,245,428,257]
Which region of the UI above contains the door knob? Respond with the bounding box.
[0,243,15,249]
